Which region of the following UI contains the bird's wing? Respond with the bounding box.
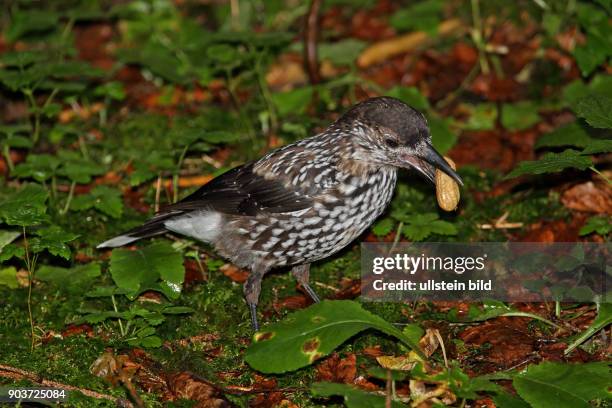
[159,162,316,217]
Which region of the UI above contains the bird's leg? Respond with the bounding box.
[244,266,265,331]
[291,264,321,303]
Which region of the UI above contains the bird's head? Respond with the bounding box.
[337,96,463,186]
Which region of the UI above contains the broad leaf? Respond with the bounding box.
[386,86,430,111]
[501,102,540,131]
[245,300,422,373]
[535,123,591,149]
[110,242,185,299]
[37,263,101,294]
[513,361,611,408]
[29,226,78,259]
[71,186,124,218]
[312,382,405,408]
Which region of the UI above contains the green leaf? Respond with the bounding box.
[311,382,405,408]
[0,230,20,252]
[501,101,540,131]
[565,304,612,354]
[463,103,497,130]
[535,123,592,149]
[402,213,457,241]
[581,139,612,155]
[12,154,61,182]
[505,150,592,178]
[162,306,194,314]
[371,218,394,237]
[573,35,610,77]
[0,184,48,226]
[36,263,101,294]
[245,300,422,373]
[429,116,457,154]
[493,392,531,408]
[513,361,611,408]
[0,267,19,289]
[110,242,185,299]
[390,0,444,34]
[6,10,59,42]
[29,226,78,259]
[318,39,367,66]
[71,186,124,218]
[94,81,126,100]
[385,86,430,111]
[272,87,313,117]
[579,216,611,236]
[0,244,25,262]
[574,94,612,128]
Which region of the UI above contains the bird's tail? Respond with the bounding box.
[97,213,176,248]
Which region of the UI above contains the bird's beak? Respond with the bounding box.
[400,143,463,186]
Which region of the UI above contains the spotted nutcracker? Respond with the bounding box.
[98,96,463,330]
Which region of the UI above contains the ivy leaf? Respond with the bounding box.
[574,94,612,128]
[505,150,592,179]
[29,226,78,259]
[71,186,124,218]
[513,361,611,408]
[402,213,457,241]
[0,184,48,226]
[110,242,185,299]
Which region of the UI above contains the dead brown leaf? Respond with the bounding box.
[561,181,612,215]
[316,353,357,384]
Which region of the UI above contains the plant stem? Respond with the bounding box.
[23,227,37,351]
[2,144,14,172]
[589,166,611,184]
[61,181,76,215]
[111,295,126,337]
[470,0,490,75]
[173,145,189,203]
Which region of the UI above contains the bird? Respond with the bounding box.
[98,96,463,330]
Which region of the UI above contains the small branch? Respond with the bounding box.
[0,364,133,407]
[304,0,322,85]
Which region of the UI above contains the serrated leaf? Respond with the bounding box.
[29,226,78,259]
[371,218,394,237]
[12,154,61,182]
[535,123,592,149]
[513,361,611,408]
[505,150,592,178]
[0,230,20,252]
[0,184,48,226]
[245,300,422,373]
[581,139,612,155]
[574,94,612,128]
[6,10,59,42]
[573,35,610,77]
[311,382,405,408]
[401,213,457,241]
[579,216,611,236]
[110,242,184,299]
[71,186,123,218]
[0,244,25,262]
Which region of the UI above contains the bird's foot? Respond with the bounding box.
[302,283,321,303]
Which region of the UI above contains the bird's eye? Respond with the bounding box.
[385,138,399,148]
